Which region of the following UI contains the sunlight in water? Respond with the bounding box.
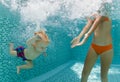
[71,62,120,82]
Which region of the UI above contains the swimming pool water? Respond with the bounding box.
[0,0,120,82]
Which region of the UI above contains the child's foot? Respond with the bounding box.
[17,66,20,74]
[10,43,14,48]
[9,43,14,55]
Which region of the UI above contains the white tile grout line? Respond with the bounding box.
[26,61,73,82]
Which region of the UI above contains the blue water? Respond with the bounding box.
[0,0,120,82]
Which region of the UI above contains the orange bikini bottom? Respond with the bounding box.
[104,17,109,21]
[91,43,112,54]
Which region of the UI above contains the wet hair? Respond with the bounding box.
[34,30,50,43]
[97,2,111,17]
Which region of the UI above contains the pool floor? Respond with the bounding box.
[27,61,120,82]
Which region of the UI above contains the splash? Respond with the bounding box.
[20,0,60,23]
[1,0,113,21]
[0,0,61,32]
[62,0,101,19]
[0,0,115,38]
[0,0,115,29]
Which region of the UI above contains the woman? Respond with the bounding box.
[71,1,113,82]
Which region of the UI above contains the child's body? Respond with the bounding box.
[9,30,50,74]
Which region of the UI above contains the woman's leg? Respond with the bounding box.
[9,43,17,56]
[100,49,113,82]
[81,47,98,82]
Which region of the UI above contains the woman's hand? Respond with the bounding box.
[71,40,85,48]
[71,33,89,48]
[71,36,80,47]
[71,43,80,48]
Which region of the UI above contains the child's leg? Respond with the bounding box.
[17,60,33,74]
[9,43,17,56]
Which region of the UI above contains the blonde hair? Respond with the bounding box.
[34,30,50,43]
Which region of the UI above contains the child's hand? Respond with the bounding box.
[43,52,47,56]
[32,43,37,50]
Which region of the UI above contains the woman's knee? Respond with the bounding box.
[101,72,108,80]
[82,69,90,77]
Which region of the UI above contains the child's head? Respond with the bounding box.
[33,30,50,52]
[34,30,50,44]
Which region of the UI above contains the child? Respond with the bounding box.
[9,30,50,74]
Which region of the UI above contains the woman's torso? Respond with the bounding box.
[92,17,112,45]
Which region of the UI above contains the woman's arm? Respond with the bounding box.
[75,15,104,46]
[77,18,94,39]
[72,15,104,48]
[71,18,93,48]
[85,15,103,37]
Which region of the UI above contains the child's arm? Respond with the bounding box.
[26,36,40,49]
[26,37,36,46]
[43,52,47,56]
